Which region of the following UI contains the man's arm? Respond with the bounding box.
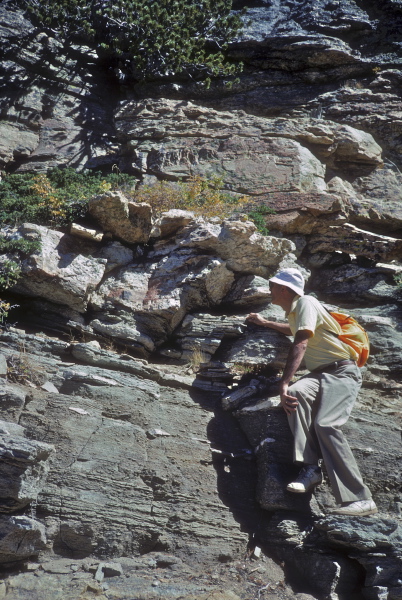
[246,312,292,336]
[280,329,312,415]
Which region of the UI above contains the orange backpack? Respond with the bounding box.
[328,311,370,367]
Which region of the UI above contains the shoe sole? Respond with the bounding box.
[286,481,322,494]
[331,507,378,517]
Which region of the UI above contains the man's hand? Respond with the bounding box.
[279,382,299,415]
[246,312,266,326]
[246,313,293,335]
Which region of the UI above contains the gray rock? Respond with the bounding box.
[0,384,27,421]
[224,327,291,369]
[0,429,55,512]
[308,223,402,262]
[223,275,271,306]
[88,192,152,244]
[69,223,103,242]
[150,209,196,239]
[10,224,106,313]
[94,241,133,273]
[236,399,321,513]
[0,354,7,377]
[174,313,247,363]
[41,559,77,574]
[308,264,397,303]
[0,421,25,437]
[177,219,295,276]
[2,1,402,597]
[41,382,59,394]
[0,516,46,563]
[116,99,327,193]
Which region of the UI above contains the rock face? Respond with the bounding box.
[7,216,292,356]
[1,1,402,599]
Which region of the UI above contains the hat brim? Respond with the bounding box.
[269,276,304,297]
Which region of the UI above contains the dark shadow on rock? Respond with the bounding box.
[189,388,273,548]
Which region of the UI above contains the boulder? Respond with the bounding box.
[69,223,103,242]
[88,192,152,244]
[308,223,402,262]
[173,313,247,363]
[0,516,46,563]
[223,275,272,306]
[177,219,295,276]
[350,168,402,231]
[224,327,291,369]
[86,219,294,353]
[253,191,350,235]
[10,224,106,313]
[150,209,196,239]
[327,124,382,168]
[312,86,402,171]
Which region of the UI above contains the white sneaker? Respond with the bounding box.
[286,465,323,493]
[330,500,378,516]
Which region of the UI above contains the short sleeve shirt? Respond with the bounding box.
[287,295,358,371]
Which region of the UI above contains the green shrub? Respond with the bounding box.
[247,205,276,235]
[394,273,402,287]
[0,167,136,227]
[0,260,21,292]
[0,236,41,257]
[21,0,245,83]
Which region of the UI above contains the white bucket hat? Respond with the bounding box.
[269,268,305,296]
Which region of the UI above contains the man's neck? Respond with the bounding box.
[281,294,299,314]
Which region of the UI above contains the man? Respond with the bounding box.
[247,267,377,516]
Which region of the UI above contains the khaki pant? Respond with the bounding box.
[287,363,371,504]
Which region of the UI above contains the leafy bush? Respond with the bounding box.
[0,167,136,227]
[0,260,21,292]
[21,0,244,83]
[247,205,276,235]
[0,236,41,257]
[132,175,249,219]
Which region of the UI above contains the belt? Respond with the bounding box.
[313,359,356,374]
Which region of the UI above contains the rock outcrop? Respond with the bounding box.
[2,201,402,599]
[1,1,402,598]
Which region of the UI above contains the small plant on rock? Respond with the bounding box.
[0,236,41,257]
[188,344,209,372]
[247,205,276,236]
[0,260,21,291]
[132,174,249,219]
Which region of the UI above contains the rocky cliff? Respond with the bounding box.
[0,1,402,600]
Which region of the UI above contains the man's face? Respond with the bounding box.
[269,281,293,308]
[269,281,282,305]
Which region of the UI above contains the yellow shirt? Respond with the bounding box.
[287,295,358,371]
